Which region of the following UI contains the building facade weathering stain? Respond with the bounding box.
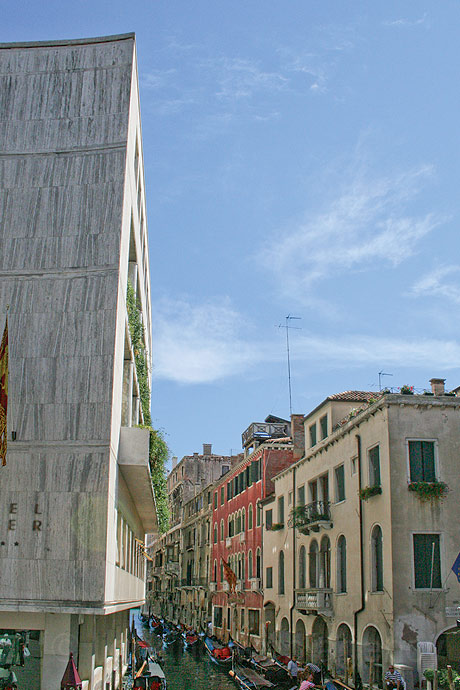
[0,34,157,689]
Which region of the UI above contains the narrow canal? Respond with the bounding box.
[133,613,236,690]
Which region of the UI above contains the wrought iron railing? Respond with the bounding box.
[289,500,331,528]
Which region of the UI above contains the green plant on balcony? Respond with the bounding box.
[408,481,449,503]
[127,280,170,533]
[359,485,382,501]
[269,523,284,531]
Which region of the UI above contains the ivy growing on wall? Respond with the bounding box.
[127,280,170,533]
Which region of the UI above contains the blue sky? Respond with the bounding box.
[3,2,460,464]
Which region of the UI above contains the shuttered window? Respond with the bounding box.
[413,534,441,588]
[409,441,436,482]
[369,446,381,486]
[335,465,345,502]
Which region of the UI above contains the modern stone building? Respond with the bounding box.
[263,381,460,689]
[0,34,157,689]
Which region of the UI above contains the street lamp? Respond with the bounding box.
[60,652,82,690]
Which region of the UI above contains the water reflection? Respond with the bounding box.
[133,617,236,690]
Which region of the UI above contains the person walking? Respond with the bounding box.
[288,657,299,684]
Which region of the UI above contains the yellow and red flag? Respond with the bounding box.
[221,558,237,593]
[0,317,8,466]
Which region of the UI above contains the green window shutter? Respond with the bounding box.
[413,534,441,588]
[369,446,381,486]
[409,441,423,482]
[422,442,436,482]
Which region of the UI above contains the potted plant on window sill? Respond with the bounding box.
[359,485,382,501]
[269,523,284,531]
[408,481,449,502]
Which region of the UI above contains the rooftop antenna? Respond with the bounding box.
[378,371,393,391]
[277,315,302,416]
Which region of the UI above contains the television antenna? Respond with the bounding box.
[276,315,302,416]
[378,371,393,391]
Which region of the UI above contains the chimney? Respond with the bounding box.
[172,456,177,469]
[430,378,446,396]
[290,414,305,460]
[203,443,212,456]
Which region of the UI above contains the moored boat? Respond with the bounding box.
[204,636,233,666]
[229,663,274,690]
[183,630,199,649]
[133,658,167,690]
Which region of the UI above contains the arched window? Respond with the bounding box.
[295,619,306,663]
[214,524,218,544]
[256,501,261,527]
[242,508,246,532]
[337,535,347,593]
[320,535,331,588]
[220,519,224,541]
[248,550,253,579]
[242,553,245,582]
[220,559,224,583]
[249,504,253,529]
[279,551,285,594]
[336,624,352,678]
[213,560,217,582]
[237,511,241,534]
[309,540,319,588]
[228,516,231,538]
[371,525,383,592]
[238,554,242,580]
[299,546,307,589]
[256,548,261,579]
[362,626,382,686]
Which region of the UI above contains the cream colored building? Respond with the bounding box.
[263,382,460,689]
[0,34,157,689]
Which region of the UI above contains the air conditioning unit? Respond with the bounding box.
[417,641,437,685]
[239,533,246,543]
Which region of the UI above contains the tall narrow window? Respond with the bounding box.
[256,502,261,527]
[278,496,285,524]
[409,441,436,482]
[335,465,345,502]
[214,524,218,544]
[369,446,381,486]
[371,525,383,591]
[256,548,261,579]
[299,546,306,588]
[248,550,253,579]
[265,509,273,530]
[309,540,318,588]
[310,423,317,447]
[279,551,285,594]
[413,534,441,588]
[337,535,347,593]
[220,519,224,541]
[248,504,253,530]
[298,485,305,506]
[242,508,246,532]
[320,414,328,440]
[221,486,225,505]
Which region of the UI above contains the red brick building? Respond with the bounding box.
[210,415,304,651]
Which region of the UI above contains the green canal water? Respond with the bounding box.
[133,615,236,690]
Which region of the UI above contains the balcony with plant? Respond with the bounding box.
[289,500,332,535]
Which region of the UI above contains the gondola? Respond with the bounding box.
[204,636,233,666]
[229,663,274,690]
[183,630,199,649]
[133,658,167,690]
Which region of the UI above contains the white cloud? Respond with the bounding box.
[260,164,443,299]
[151,296,460,385]
[206,57,289,101]
[293,333,460,370]
[410,265,460,304]
[384,14,429,28]
[152,297,272,384]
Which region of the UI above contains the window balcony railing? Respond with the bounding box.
[295,588,333,613]
[289,501,332,534]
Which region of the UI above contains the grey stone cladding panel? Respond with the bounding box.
[1,272,119,313]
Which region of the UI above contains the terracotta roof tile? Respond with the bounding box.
[328,391,379,402]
